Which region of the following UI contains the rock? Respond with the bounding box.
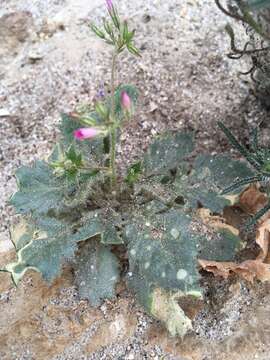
[126,352,135,360]
[0,109,10,117]
[0,11,34,43]
[148,101,158,113]
[142,14,151,23]
[85,300,137,354]
[40,17,66,38]
[0,11,35,64]
[0,239,13,253]
[0,262,102,360]
[49,15,66,31]
[28,50,44,63]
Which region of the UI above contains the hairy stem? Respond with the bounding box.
[110,126,117,185]
[110,51,118,186]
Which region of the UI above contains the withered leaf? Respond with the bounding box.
[239,185,268,215]
[198,259,270,283]
[197,208,239,236]
[256,219,270,262]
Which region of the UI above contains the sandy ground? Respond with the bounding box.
[1,0,270,359]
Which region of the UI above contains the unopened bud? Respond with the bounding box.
[121,91,132,110]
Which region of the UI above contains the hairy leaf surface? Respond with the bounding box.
[74,240,120,306]
[124,208,241,336]
[173,154,254,213]
[10,160,100,216]
[143,132,194,176]
[10,160,70,216]
[6,208,123,284]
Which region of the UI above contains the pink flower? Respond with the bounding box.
[106,0,113,11]
[73,128,101,140]
[121,91,131,110]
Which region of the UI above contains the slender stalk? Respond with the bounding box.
[79,166,110,171]
[110,126,117,185]
[110,51,118,186]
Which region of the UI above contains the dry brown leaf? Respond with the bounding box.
[198,259,270,283]
[198,190,270,283]
[256,219,270,262]
[239,185,268,215]
[199,218,270,283]
[198,259,234,279]
[197,208,239,236]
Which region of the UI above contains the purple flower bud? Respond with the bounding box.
[106,0,113,11]
[121,91,131,110]
[97,88,105,99]
[74,128,101,140]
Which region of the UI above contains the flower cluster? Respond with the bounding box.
[91,0,140,56]
[73,90,131,140]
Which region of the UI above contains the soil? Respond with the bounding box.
[1,0,270,359]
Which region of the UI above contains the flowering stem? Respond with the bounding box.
[110,126,117,184]
[110,51,118,187]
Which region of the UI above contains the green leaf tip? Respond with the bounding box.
[125,162,142,185]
